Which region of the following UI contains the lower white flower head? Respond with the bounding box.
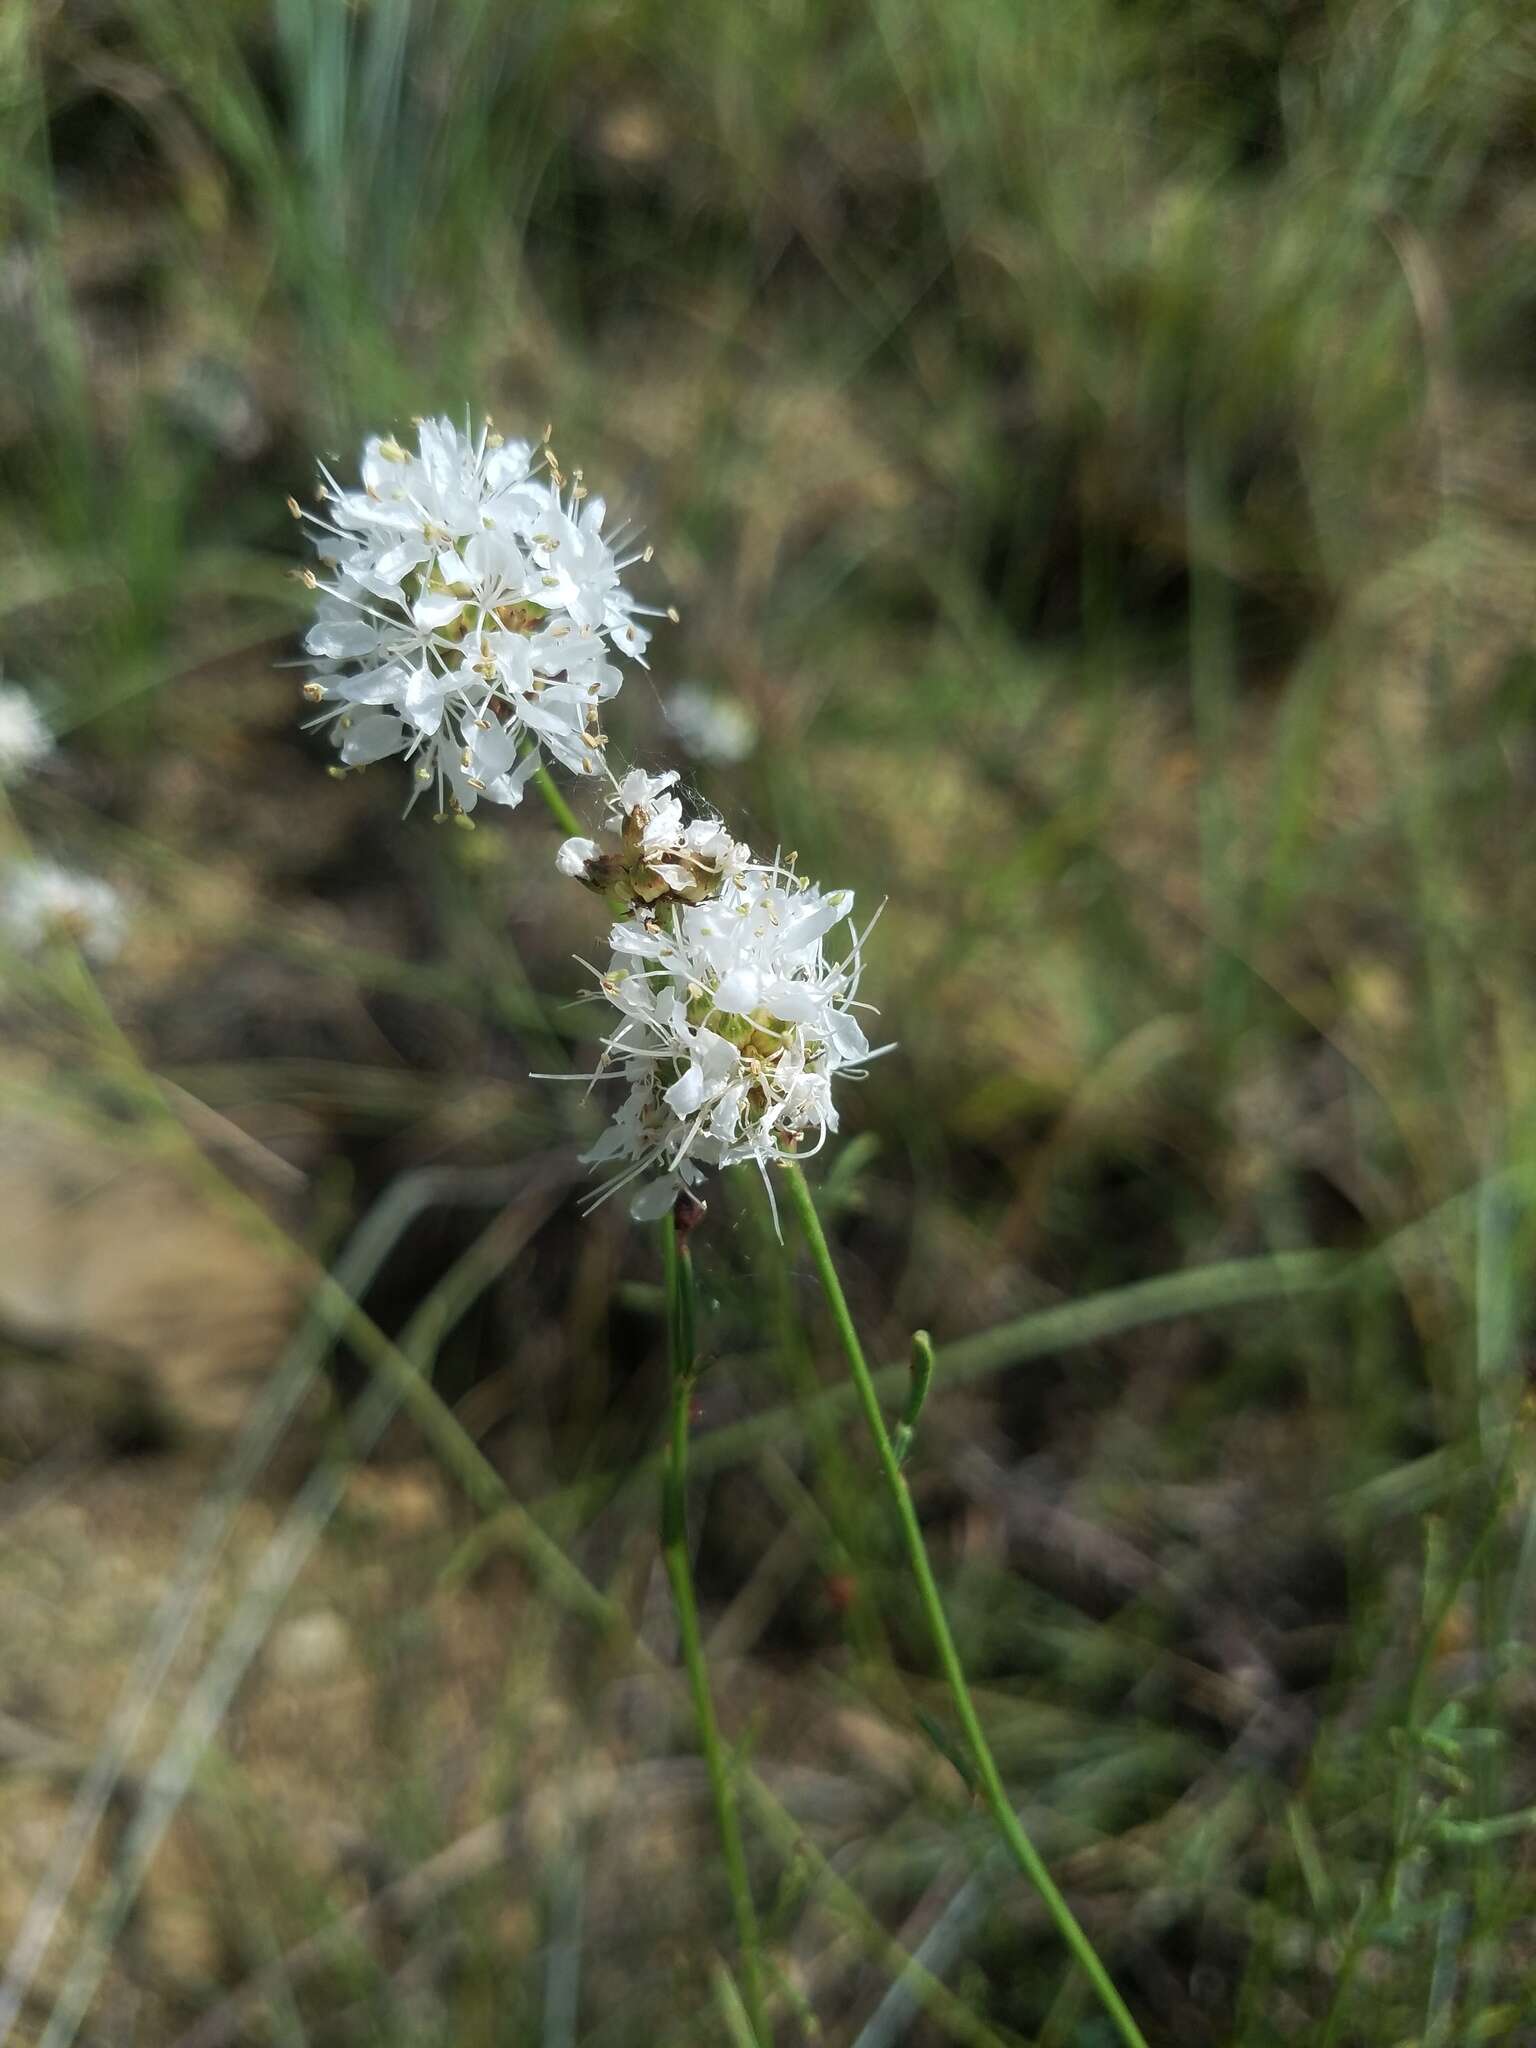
[0,685,53,786]
[2,861,125,962]
[572,852,887,1224]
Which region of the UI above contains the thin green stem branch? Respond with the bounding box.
[532,759,584,837]
[660,1218,768,2044]
[784,1164,1150,2048]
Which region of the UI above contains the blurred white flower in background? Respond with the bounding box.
[664,683,757,766]
[0,684,54,786]
[567,851,887,1222]
[2,861,125,962]
[296,415,673,817]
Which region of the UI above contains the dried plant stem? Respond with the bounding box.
[783,1164,1150,2048]
[659,1217,768,2043]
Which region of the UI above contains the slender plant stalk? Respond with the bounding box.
[749,1174,887,1669]
[533,758,584,837]
[659,1216,768,2044]
[783,1165,1150,2048]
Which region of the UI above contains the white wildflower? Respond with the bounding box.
[572,854,887,1222]
[664,684,756,765]
[0,685,53,785]
[2,861,125,962]
[295,415,666,817]
[556,766,747,907]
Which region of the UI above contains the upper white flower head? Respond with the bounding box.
[296,416,668,817]
[0,685,53,786]
[572,851,887,1223]
[2,860,125,962]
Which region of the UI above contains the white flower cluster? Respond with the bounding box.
[559,774,886,1224]
[296,416,670,817]
[557,769,746,908]
[0,682,53,786]
[294,408,885,1225]
[0,684,125,967]
[2,860,125,962]
[664,683,757,766]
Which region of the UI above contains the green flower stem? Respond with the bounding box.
[748,1173,888,1669]
[532,759,584,838]
[659,1217,768,2044]
[783,1164,1150,2048]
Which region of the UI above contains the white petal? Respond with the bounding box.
[829,1012,869,1061]
[372,537,431,585]
[469,720,520,778]
[695,1029,740,1084]
[782,891,853,950]
[714,967,762,1013]
[306,620,380,660]
[629,1178,681,1223]
[400,663,453,732]
[556,837,598,877]
[412,590,464,629]
[664,1064,707,1116]
[337,712,408,765]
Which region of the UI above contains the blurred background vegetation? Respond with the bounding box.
[6,0,1536,2041]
